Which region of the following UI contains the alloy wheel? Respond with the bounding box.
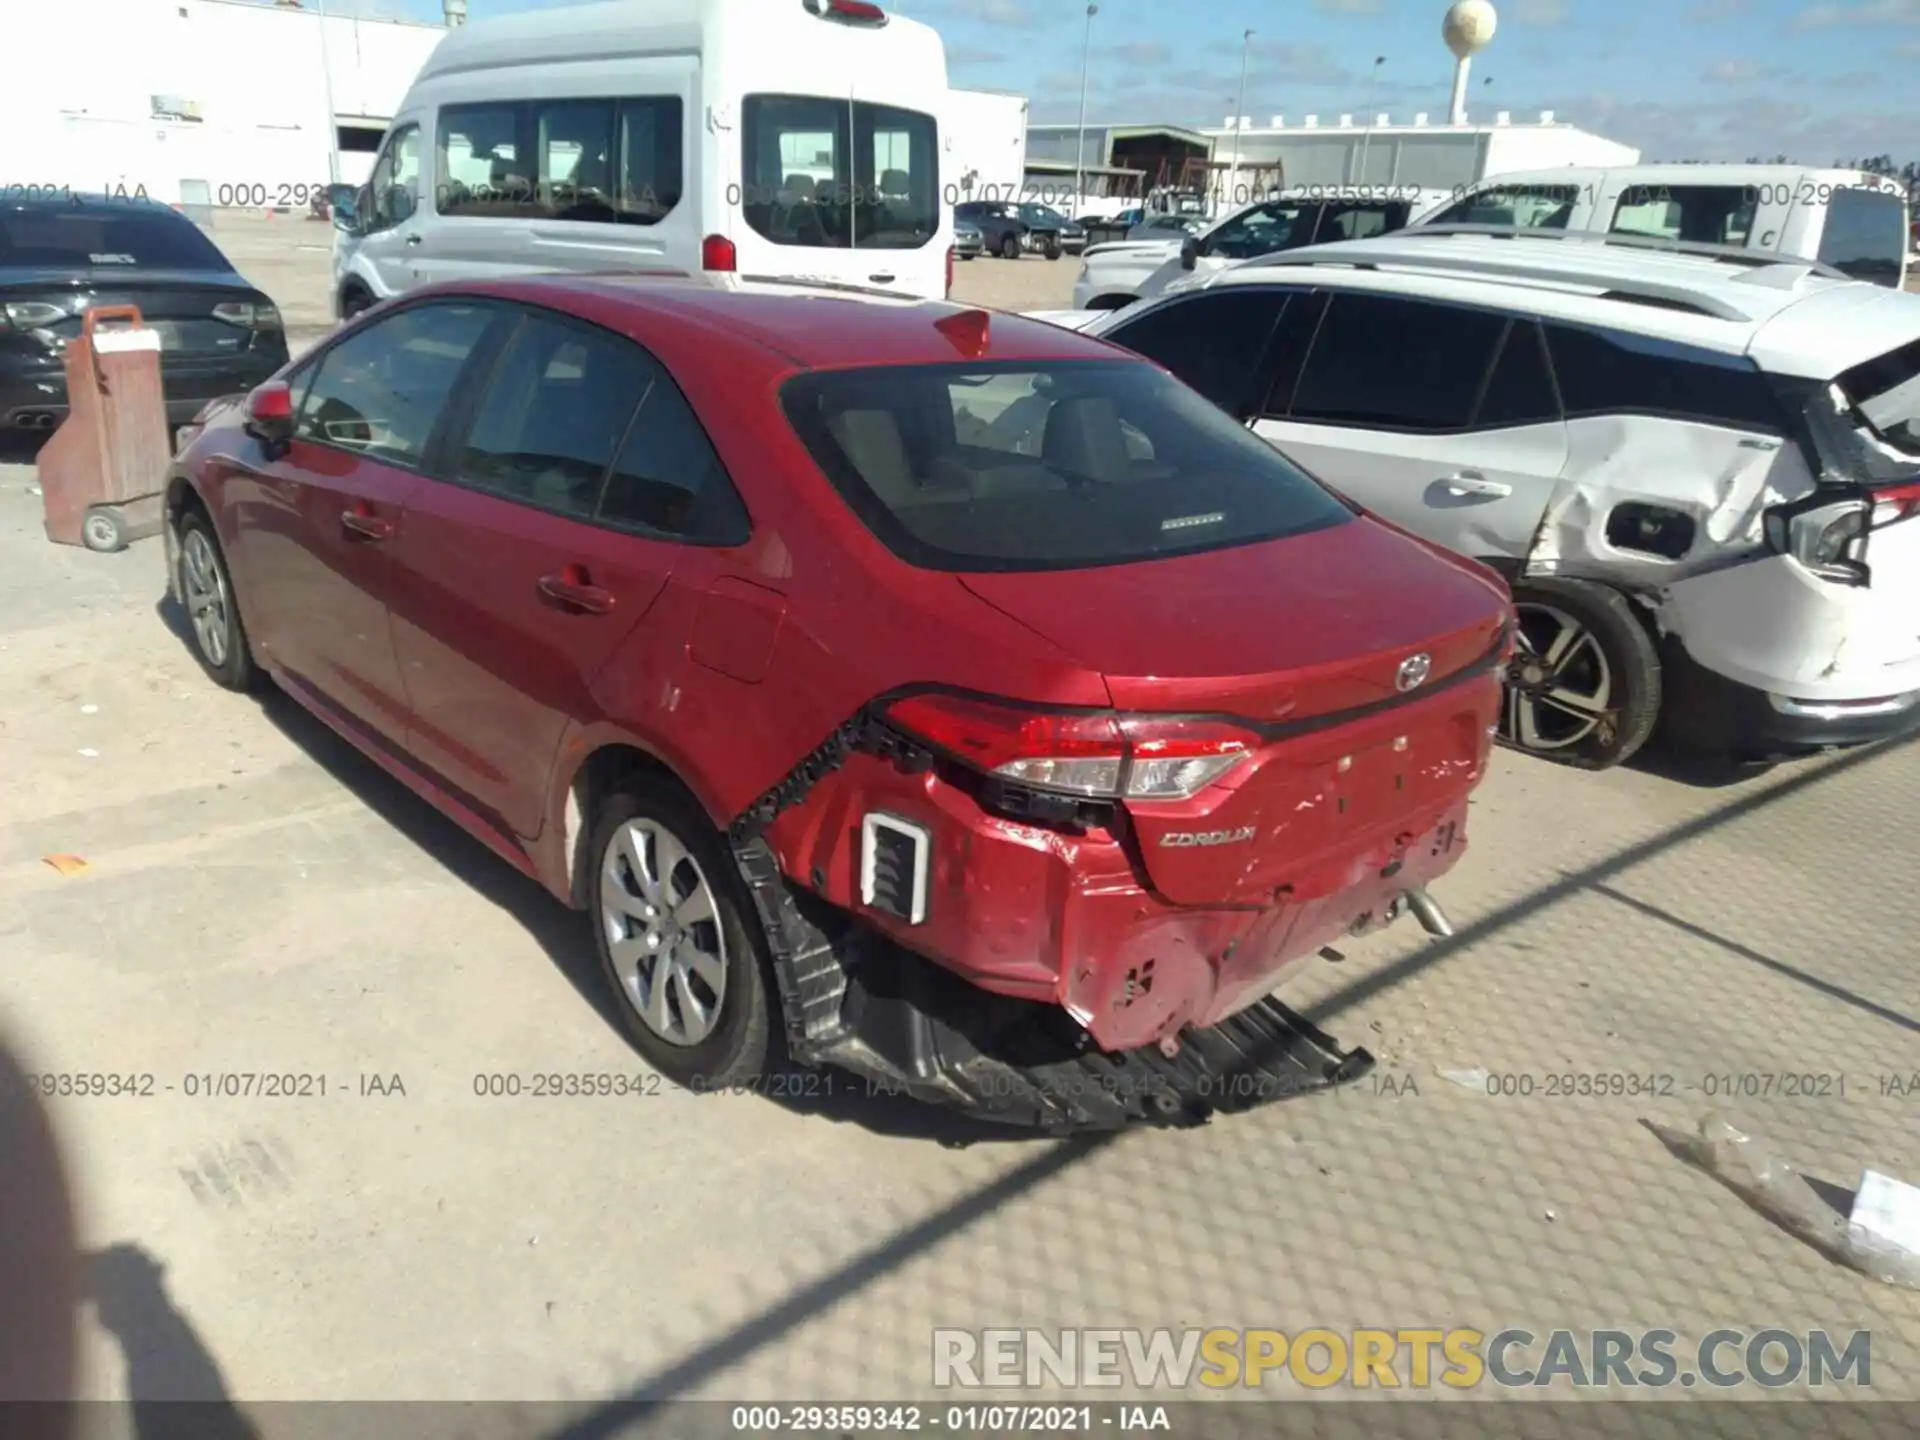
[181,529,231,668]
[600,817,728,1047]
[1501,602,1615,752]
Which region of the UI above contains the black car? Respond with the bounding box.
[954,199,1089,260]
[0,193,289,435]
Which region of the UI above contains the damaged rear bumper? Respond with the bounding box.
[733,840,1380,1133]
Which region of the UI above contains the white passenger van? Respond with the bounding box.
[330,0,954,316]
[1414,164,1911,288]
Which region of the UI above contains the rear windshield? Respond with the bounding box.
[741,95,940,251]
[781,358,1355,573]
[0,206,230,271]
[1831,336,1920,465]
[1817,188,1908,288]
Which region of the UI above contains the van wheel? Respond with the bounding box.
[1500,578,1661,770]
[589,780,780,1091]
[999,233,1021,260]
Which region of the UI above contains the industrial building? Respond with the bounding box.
[1,0,451,208]
[1027,113,1639,213]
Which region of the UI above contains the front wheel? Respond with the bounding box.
[999,233,1021,260]
[589,781,780,1090]
[176,508,259,692]
[1500,578,1661,770]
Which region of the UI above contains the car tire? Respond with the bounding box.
[999,233,1021,260]
[175,507,260,693]
[1501,578,1661,770]
[338,285,372,320]
[588,780,781,1091]
[1045,240,1062,261]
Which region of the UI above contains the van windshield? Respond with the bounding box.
[741,95,939,251]
[781,358,1355,573]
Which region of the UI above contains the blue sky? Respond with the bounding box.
[363,0,1920,162]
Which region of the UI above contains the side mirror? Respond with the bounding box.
[1180,237,1199,271]
[244,381,296,453]
[332,188,361,232]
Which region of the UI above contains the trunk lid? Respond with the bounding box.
[958,519,1508,905]
[0,269,268,360]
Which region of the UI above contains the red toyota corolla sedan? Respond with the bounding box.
[162,276,1512,1131]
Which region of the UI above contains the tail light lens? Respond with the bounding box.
[701,233,738,272]
[211,301,283,330]
[1764,497,1868,571]
[1,301,69,330]
[1870,480,1920,527]
[883,693,1256,801]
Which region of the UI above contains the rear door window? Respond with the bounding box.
[1473,321,1560,429]
[600,370,751,544]
[1544,323,1785,433]
[0,205,231,271]
[781,358,1353,572]
[740,95,939,250]
[1818,188,1907,286]
[1102,288,1292,419]
[455,314,653,518]
[295,302,498,466]
[1290,293,1507,431]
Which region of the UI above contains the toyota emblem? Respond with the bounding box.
[1396,653,1432,692]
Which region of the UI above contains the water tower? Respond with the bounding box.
[1442,0,1496,126]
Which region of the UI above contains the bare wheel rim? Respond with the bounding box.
[181,529,231,668]
[600,817,727,1047]
[1501,602,1615,752]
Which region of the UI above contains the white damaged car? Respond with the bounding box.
[1034,228,1920,768]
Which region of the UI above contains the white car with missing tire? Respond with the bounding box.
[1035,227,1920,769]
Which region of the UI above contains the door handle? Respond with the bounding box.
[340,510,393,542]
[868,272,896,284]
[405,234,423,246]
[537,571,616,615]
[1442,472,1512,498]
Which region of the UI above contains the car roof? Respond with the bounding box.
[443,273,1127,370]
[1,192,185,218]
[1187,230,1920,373]
[1453,163,1897,189]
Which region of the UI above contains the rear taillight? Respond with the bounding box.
[1870,480,1920,527]
[1764,497,1868,569]
[2,301,69,330]
[211,301,283,331]
[883,693,1256,801]
[701,233,737,272]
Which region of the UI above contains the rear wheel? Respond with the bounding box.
[1500,578,1661,770]
[589,780,780,1090]
[999,233,1021,260]
[1044,238,1062,260]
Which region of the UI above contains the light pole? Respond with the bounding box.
[1074,4,1097,213]
[1226,28,1253,209]
[316,0,341,185]
[1356,55,1385,185]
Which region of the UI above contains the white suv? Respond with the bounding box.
[1041,229,1920,769]
[1070,187,1429,312]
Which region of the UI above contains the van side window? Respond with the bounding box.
[437,98,684,225]
[1291,293,1507,431]
[1543,323,1784,433]
[1610,185,1756,246]
[1428,184,1574,229]
[365,124,421,234]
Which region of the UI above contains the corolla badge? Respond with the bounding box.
[1395,653,1433,692]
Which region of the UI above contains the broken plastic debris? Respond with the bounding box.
[77,748,99,758]
[1651,1112,1920,1289]
[80,703,99,714]
[1436,1066,1490,1091]
[42,854,90,877]
[27,485,41,496]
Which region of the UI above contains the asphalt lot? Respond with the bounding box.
[1,214,1917,1427]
